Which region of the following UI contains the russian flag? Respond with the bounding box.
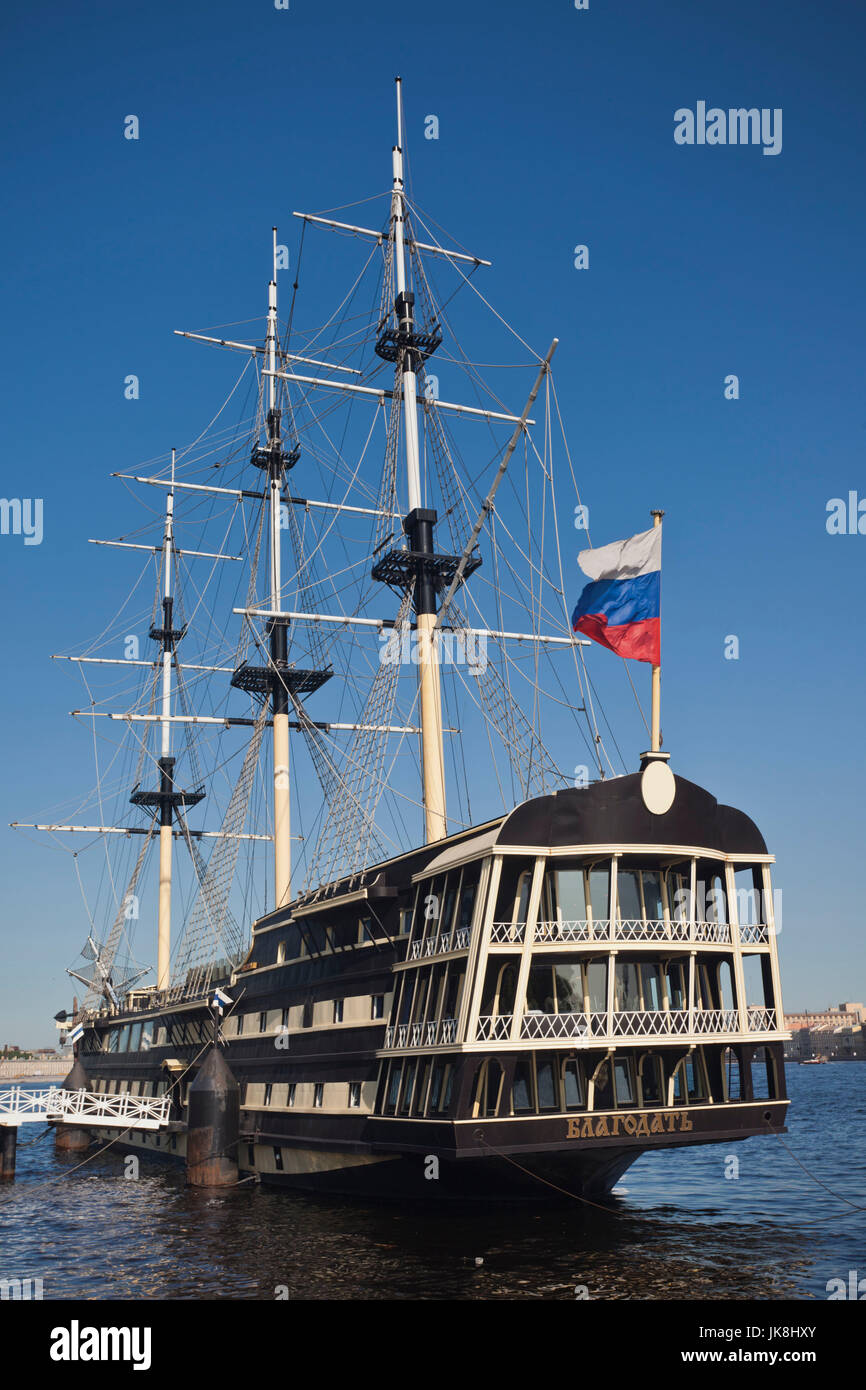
[572,525,661,665]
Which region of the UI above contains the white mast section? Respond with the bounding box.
[391,76,447,843]
[156,449,176,991]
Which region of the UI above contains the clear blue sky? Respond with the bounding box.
[1,0,864,1044]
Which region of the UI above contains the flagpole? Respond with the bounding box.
[650,509,664,751]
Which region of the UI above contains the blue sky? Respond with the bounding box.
[1,0,865,1043]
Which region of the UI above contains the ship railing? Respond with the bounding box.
[503,919,736,945]
[738,923,770,944]
[490,921,527,944]
[693,1008,740,1033]
[384,1018,459,1049]
[521,1011,602,1040]
[0,1085,171,1131]
[747,1005,777,1031]
[409,927,472,959]
[476,1014,515,1042]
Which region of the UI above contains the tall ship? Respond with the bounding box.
[15,80,790,1199]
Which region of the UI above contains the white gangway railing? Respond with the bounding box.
[0,1087,171,1131]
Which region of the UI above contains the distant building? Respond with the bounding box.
[783,1003,866,1060]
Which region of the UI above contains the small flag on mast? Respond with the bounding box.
[572,525,661,665]
[212,987,232,1015]
[68,1023,85,1046]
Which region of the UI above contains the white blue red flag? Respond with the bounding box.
[572,525,661,665]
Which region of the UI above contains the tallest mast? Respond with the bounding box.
[390,76,447,842]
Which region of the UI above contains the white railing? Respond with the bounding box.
[503,919,736,945]
[409,928,472,959]
[739,923,770,944]
[0,1086,171,1131]
[490,921,526,944]
[476,1014,514,1042]
[747,1005,777,1031]
[521,1012,602,1040]
[384,1018,458,1049]
[610,1009,691,1037]
[693,1008,740,1033]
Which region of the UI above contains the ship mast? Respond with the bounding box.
[391,75,447,843]
[156,450,176,988]
[266,230,292,910]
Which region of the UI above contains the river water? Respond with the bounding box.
[1,1064,862,1300]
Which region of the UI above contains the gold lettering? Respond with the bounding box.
[679,1110,693,1132]
[622,1114,637,1135]
[581,1117,593,1138]
[610,1115,621,1136]
[566,1117,581,1139]
[664,1111,677,1132]
[595,1116,609,1137]
[650,1113,664,1134]
[635,1114,650,1138]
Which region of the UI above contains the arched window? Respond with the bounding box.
[750,1046,775,1100]
[639,1052,663,1105]
[723,1047,742,1100]
[472,1059,504,1118]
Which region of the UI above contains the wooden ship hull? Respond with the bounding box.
[77,770,789,1200]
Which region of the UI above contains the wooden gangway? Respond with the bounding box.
[0,1086,171,1131]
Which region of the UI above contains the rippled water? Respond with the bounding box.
[1,1065,863,1300]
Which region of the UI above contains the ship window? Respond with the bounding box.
[733,867,762,925]
[348,1082,361,1109]
[440,878,458,945]
[248,1144,255,1166]
[705,874,727,924]
[640,963,664,1010]
[685,1053,707,1101]
[588,864,611,924]
[642,871,664,920]
[668,869,691,923]
[398,907,413,937]
[383,1064,400,1114]
[593,1060,614,1110]
[617,870,643,921]
[441,966,464,1023]
[313,1083,324,1109]
[259,1012,268,1033]
[614,962,641,1012]
[639,1053,663,1105]
[371,994,385,1020]
[237,1014,245,1036]
[240,1083,249,1105]
[281,1008,290,1029]
[287,1083,296,1108]
[543,863,588,925]
[472,1059,504,1118]
[666,962,686,1011]
[552,964,584,1014]
[696,964,715,1010]
[119,1025,131,1052]
[536,1058,558,1111]
[724,1048,742,1100]
[441,1064,454,1113]
[302,998,314,1028]
[264,1084,273,1106]
[427,1061,444,1113]
[494,861,534,928]
[481,960,518,1016]
[580,961,604,1015]
[526,964,556,1014]
[277,942,286,964]
[273,1147,284,1172]
[511,1057,534,1113]
[562,1059,584,1110]
[742,954,772,1009]
[717,962,735,1012]
[398,1061,417,1115]
[333,999,344,1024]
[456,869,479,934]
[750,1047,774,1100]
[614,1057,636,1106]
